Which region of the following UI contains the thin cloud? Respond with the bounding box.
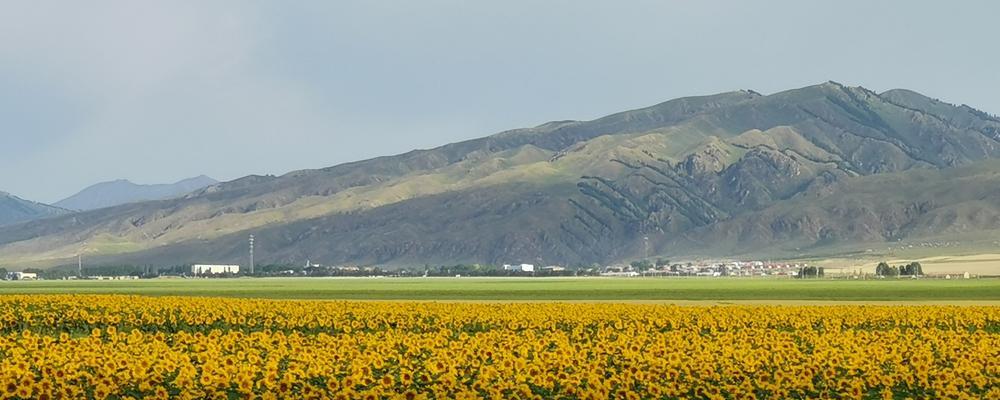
[1,1,997,202]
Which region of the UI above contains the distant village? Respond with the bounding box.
[2,259,823,280]
[607,260,822,277]
[2,257,978,281]
[499,260,814,277]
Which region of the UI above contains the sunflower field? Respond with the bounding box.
[0,295,996,399]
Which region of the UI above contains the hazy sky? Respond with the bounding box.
[2,1,998,202]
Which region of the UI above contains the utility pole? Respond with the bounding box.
[77,241,90,278]
[249,234,255,275]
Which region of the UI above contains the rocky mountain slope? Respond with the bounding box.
[55,175,218,211]
[3,81,1000,267]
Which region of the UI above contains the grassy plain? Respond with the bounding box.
[0,277,997,302]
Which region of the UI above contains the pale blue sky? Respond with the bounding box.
[2,1,998,202]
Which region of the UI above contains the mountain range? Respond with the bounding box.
[0,192,68,227]
[3,81,1000,268]
[54,175,219,211]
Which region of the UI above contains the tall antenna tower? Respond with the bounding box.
[249,234,255,275]
[78,241,86,277]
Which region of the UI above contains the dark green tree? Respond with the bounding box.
[899,262,923,276]
[875,262,890,276]
[798,266,821,278]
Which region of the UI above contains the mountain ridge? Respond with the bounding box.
[0,192,69,227]
[3,82,1000,267]
[55,175,219,211]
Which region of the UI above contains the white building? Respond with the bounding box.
[90,275,140,281]
[600,271,640,277]
[502,264,535,272]
[191,264,240,275]
[6,272,38,280]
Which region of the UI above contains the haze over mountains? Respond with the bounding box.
[0,192,68,227]
[3,81,1000,268]
[54,176,219,211]
[0,175,217,228]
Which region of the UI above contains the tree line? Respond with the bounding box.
[875,261,923,277]
[796,266,825,278]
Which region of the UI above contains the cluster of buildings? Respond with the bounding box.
[502,264,535,273]
[77,275,140,281]
[2,264,243,281]
[2,259,817,280]
[4,271,38,280]
[600,260,806,277]
[7,273,146,281]
[190,264,240,275]
[502,264,568,273]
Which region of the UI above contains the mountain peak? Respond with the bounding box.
[176,175,218,185]
[55,175,219,211]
